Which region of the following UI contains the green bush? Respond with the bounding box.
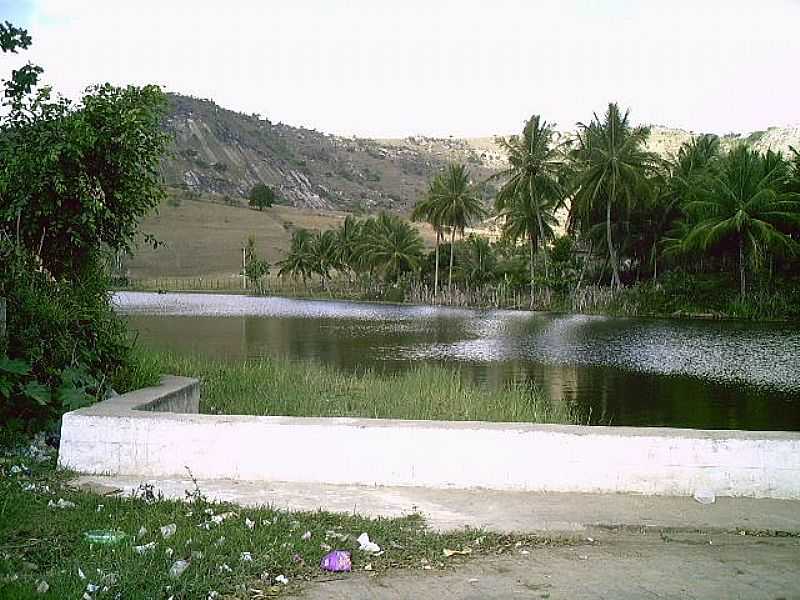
[0,242,132,430]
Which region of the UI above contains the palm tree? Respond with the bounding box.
[429,163,486,292]
[570,103,660,290]
[679,146,800,296]
[311,229,339,290]
[499,189,558,303]
[412,188,444,297]
[358,213,424,284]
[334,215,363,281]
[494,115,567,285]
[277,228,316,287]
[461,234,497,291]
[657,135,722,277]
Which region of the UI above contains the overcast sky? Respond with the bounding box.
[2,0,799,137]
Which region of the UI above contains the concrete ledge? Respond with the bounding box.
[58,377,800,499]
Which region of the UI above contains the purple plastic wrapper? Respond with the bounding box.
[320,550,352,572]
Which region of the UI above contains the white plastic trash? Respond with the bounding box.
[693,489,716,505]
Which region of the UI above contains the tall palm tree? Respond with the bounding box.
[679,146,800,296]
[358,213,424,284]
[411,188,444,297]
[494,115,567,284]
[570,103,660,290]
[429,163,486,291]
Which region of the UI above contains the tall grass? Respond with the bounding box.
[129,349,580,425]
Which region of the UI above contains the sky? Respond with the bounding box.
[1,0,799,137]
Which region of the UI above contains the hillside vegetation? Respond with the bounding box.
[161,94,499,213]
[142,95,800,281]
[160,93,800,214]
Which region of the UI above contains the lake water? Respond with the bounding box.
[117,292,800,431]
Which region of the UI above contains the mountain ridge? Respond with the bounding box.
[161,93,800,213]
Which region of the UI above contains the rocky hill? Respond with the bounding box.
[161,94,500,213]
[161,93,800,213]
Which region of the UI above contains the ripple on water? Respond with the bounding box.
[116,292,800,394]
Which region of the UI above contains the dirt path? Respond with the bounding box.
[301,530,800,599]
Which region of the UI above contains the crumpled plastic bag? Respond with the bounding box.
[169,560,190,579]
[160,523,177,539]
[320,550,352,572]
[357,532,381,554]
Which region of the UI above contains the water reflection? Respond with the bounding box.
[118,292,800,431]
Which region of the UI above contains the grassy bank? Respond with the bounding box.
[0,442,559,599]
[121,349,580,425]
[567,275,800,322]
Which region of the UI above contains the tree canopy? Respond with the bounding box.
[248,183,276,210]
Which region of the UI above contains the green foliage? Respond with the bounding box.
[674,146,800,296]
[243,236,270,291]
[277,229,317,284]
[278,214,425,288]
[493,115,567,302]
[460,235,498,289]
[1,83,169,279]
[0,242,128,427]
[426,163,486,290]
[570,103,662,289]
[248,183,276,210]
[0,21,168,426]
[358,213,425,283]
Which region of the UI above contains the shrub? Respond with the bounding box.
[0,242,131,430]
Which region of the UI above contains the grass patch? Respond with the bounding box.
[0,441,565,598]
[132,349,580,424]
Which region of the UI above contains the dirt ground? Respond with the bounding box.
[301,529,800,600]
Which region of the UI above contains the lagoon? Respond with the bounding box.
[117,292,800,431]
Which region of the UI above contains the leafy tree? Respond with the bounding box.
[0,21,170,425]
[1,84,169,279]
[678,147,800,296]
[429,163,486,291]
[248,183,276,210]
[570,103,661,290]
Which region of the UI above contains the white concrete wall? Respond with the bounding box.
[58,377,800,499]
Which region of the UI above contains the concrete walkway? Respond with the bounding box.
[73,476,800,599]
[73,475,800,534]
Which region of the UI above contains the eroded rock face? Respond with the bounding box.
[161,94,500,212]
[161,94,800,212]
